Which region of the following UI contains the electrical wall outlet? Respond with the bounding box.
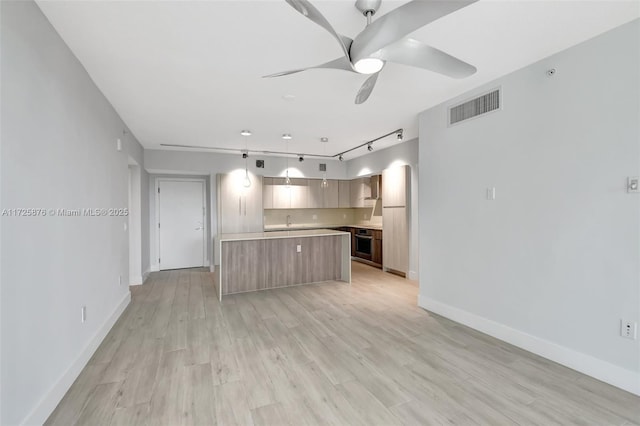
[296,244,302,253]
[621,320,637,339]
[627,177,639,193]
[312,214,317,220]
[81,306,87,323]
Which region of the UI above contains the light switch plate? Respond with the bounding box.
[486,187,496,200]
[296,244,301,253]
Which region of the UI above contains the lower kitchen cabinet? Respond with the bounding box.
[373,230,383,265]
[382,206,407,274]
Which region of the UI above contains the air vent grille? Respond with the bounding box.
[449,89,500,125]
[319,163,327,172]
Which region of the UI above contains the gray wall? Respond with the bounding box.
[346,139,419,280]
[419,20,639,393]
[0,1,144,423]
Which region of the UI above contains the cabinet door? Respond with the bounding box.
[242,175,263,232]
[272,178,291,209]
[289,178,308,208]
[218,173,244,234]
[382,207,407,273]
[324,180,340,208]
[307,179,323,209]
[350,179,362,207]
[338,180,350,208]
[263,177,273,209]
[382,165,408,207]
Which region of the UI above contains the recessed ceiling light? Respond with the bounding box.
[282,94,296,101]
[320,137,328,143]
[240,130,252,136]
[282,133,292,140]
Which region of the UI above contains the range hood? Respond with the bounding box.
[365,175,382,200]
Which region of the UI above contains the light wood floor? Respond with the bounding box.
[47,262,640,426]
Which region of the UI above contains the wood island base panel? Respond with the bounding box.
[217,229,351,300]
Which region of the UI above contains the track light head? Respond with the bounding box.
[242,152,248,159]
[397,130,404,141]
[367,143,373,152]
[338,154,344,161]
[298,155,304,162]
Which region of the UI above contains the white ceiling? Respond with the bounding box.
[36,0,638,160]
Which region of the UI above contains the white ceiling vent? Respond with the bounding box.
[449,88,501,126]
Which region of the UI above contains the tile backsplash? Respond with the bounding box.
[264,203,382,229]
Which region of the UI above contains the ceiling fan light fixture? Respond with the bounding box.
[282,133,292,140]
[240,130,252,136]
[353,58,384,75]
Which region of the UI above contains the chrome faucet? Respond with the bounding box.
[286,214,292,227]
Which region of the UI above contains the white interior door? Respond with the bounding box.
[159,179,205,270]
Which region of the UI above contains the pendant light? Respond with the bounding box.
[321,137,328,188]
[242,152,251,188]
[285,138,291,187]
[241,130,251,188]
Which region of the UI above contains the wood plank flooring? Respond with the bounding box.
[46,262,640,425]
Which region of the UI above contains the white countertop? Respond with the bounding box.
[264,224,382,232]
[219,228,350,242]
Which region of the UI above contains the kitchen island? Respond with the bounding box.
[216,229,351,300]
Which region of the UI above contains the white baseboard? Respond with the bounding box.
[149,264,160,272]
[129,275,143,286]
[418,295,640,396]
[142,267,151,283]
[22,292,132,425]
[408,270,418,281]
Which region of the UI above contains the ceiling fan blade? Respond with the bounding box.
[263,56,355,78]
[373,38,476,78]
[350,0,477,63]
[355,72,380,104]
[285,0,353,63]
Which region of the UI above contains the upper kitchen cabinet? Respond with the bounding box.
[324,180,339,208]
[263,177,273,209]
[307,179,323,209]
[290,178,308,209]
[382,165,409,207]
[350,177,371,208]
[308,179,338,208]
[271,178,308,209]
[338,180,350,208]
[217,173,263,234]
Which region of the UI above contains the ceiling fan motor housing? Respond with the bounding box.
[355,0,382,16]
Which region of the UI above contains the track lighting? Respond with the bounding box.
[242,152,248,159]
[367,143,373,152]
[339,155,344,161]
[298,155,304,162]
[397,130,403,141]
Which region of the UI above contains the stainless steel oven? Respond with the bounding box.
[354,229,373,261]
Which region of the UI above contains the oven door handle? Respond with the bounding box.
[355,235,373,239]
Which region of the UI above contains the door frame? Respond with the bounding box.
[155,177,208,270]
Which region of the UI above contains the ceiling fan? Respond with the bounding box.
[264,0,478,104]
